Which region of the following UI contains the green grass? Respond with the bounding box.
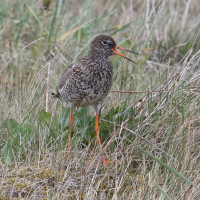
[1,0,200,199]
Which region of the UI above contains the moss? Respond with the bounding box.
[1,165,60,198]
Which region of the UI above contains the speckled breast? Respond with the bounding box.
[58,58,113,108]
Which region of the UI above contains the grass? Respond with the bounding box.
[1,0,200,199]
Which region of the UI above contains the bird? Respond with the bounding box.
[52,35,138,165]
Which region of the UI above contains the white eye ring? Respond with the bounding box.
[102,41,108,45]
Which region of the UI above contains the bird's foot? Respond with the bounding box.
[101,154,109,166]
[103,158,109,166]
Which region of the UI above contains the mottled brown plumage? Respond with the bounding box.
[54,35,116,112]
[52,35,138,164]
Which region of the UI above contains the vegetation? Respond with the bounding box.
[0,0,200,199]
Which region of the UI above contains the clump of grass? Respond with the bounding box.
[1,0,200,199]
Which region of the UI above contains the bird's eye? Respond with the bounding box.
[102,41,108,45]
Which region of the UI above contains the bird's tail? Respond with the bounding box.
[51,91,60,98]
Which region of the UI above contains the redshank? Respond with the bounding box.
[52,35,138,164]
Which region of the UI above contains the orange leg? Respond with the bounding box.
[67,109,73,156]
[95,114,109,165]
[95,114,102,152]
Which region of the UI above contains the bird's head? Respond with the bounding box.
[89,35,138,63]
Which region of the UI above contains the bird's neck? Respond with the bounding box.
[88,50,110,68]
[88,48,102,58]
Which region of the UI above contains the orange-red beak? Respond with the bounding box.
[112,46,139,64]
